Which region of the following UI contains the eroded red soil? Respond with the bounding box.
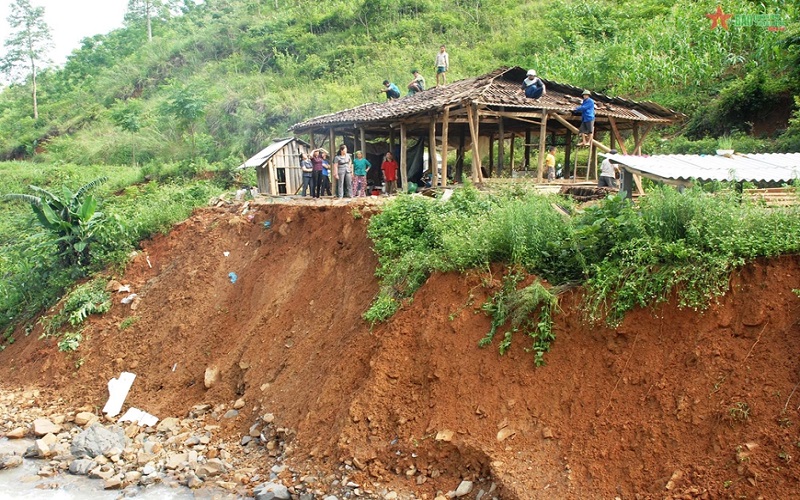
[2,201,800,498]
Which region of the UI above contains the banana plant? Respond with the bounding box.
[5,177,108,267]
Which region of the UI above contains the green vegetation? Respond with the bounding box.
[0,161,228,341]
[0,0,797,163]
[365,184,800,363]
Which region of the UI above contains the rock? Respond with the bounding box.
[142,463,157,476]
[385,492,398,500]
[263,413,275,423]
[71,425,127,459]
[74,412,97,427]
[32,418,62,437]
[254,481,291,500]
[234,398,246,410]
[496,428,515,442]
[542,427,555,439]
[454,480,474,497]
[223,410,239,419]
[68,459,95,475]
[156,417,180,433]
[196,458,227,478]
[25,439,52,458]
[435,429,455,442]
[187,473,204,489]
[0,454,23,470]
[165,452,187,470]
[5,427,26,439]
[103,476,123,489]
[241,436,252,446]
[125,471,142,483]
[204,366,220,389]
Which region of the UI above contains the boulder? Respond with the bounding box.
[74,412,97,426]
[254,481,291,500]
[196,458,227,478]
[71,424,127,459]
[0,454,23,470]
[68,459,96,475]
[5,427,26,439]
[204,366,220,389]
[32,418,61,437]
[454,480,474,497]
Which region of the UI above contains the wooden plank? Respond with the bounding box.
[466,103,482,183]
[429,116,437,186]
[400,122,408,191]
[497,109,505,176]
[537,111,548,182]
[608,116,628,155]
[441,107,449,187]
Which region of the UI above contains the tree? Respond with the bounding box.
[162,83,206,159]
[5,177,108,267]
[111,100,144,165]
[126,0,181,41]
[1,0,52,119]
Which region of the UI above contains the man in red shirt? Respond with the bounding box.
[381,152,399,195]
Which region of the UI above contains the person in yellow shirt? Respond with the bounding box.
[545,146,556,182]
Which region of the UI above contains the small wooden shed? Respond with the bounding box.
[242,137,310,195]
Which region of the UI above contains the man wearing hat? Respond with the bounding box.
[520,69,545,99]
[598,149,620,188]
[573,90,595,147]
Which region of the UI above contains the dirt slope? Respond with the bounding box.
[2,202,800,499]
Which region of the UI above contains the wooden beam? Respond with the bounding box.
[441,107,450,187]
[400,122,408,191]
[466,102,482,183]
[509,133,515,171]
[329,128,335,154]
[497,110,505,176]
[536,111,549,183]
[608,117,628,155]
[456,125,465,183]
[633,123,653,155]
[359,127,366,155]
[524,129,531,171]
[429,115,437,187]
[550,113,610,152]
[488,133,494,176]
[564,130,572,181]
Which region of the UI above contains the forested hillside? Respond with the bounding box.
[1,0,799,165]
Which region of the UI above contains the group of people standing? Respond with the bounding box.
[300,146,400,198]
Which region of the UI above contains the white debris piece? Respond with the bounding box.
[223,251,230,257]
[440,189,454,202]
[121,293,138,304]
[119,407,159,427]
[117,285,131,293]
[102,372,136,417]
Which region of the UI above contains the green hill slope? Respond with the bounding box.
[1,0,799,164]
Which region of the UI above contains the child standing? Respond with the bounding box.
[352,151,371,197]
[381,152,399,195]
[545,146,556,182]
[435,45,449,86]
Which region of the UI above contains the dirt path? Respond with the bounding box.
[2,201,800,498]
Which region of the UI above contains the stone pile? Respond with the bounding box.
[0,389,499,499]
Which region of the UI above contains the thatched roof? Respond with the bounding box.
[290,67,683,134]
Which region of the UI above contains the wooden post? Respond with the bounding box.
[565,130,573,181]
[400,122,408,191]
[524,129,531,171]
[329,128,335,153]
[536,111,549,183]
[441,107,450,187]
[456,126,465,183]
[488,133,494,177]
[497,113,505,176]
[509,133,515,171]
[390,129,395,153]
[429,116,437,187]
[359,127,366,155]
[466,102,482,183]
[632,125,640,154]
[633,123,653,155]
[310,132,317,149]
[608,117,628,155]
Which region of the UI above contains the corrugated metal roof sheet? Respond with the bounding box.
[290,67,683,132]
[606,152,800,184]
[241,137,298,168]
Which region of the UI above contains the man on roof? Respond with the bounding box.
[519,69,545,99]
[407,69,425,95]
[379,80,401,100]
[573,89,595,147]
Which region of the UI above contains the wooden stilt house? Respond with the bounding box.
[242,137,310,195]
[289,67,684,193]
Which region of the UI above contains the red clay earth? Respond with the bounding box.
[2,201,800,499]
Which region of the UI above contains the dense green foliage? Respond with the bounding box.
[0,0,798,164]
[365,185,800,363]
[0,161,229,340]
